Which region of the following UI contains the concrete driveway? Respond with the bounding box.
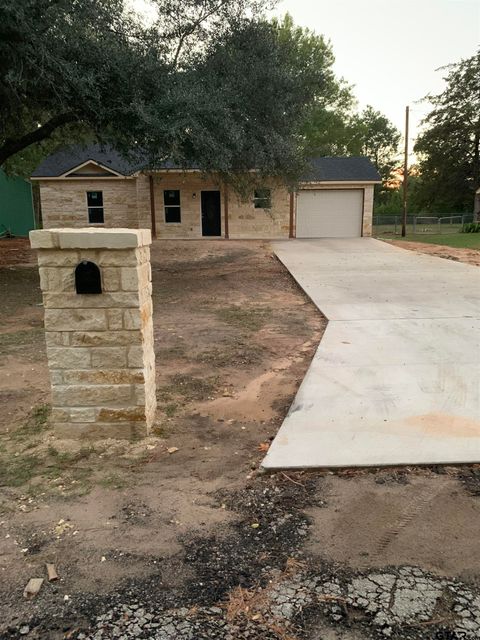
[262,238,480,468]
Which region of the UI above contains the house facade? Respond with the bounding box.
[31,146,381,239]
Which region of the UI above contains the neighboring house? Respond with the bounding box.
[31,145,381,239]
[0,169,35,236]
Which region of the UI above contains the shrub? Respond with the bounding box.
[461,222,480,233]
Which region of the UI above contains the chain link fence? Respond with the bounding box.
[373,213,474,236]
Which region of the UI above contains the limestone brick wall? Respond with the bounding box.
[136,175,152,230]
[362,185,374,237]
[227,180,291,239]
[153,172,224,238]
[152,173,290,239]
[39,179,139,229]
[30,228,156,439]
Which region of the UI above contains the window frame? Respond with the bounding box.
[253,187,272,209]
[163,189,182,224]
[86,190,105,225]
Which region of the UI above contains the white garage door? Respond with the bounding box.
[296,189,364,238]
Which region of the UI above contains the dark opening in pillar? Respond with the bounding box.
[75,261,102,294]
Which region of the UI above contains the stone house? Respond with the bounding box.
[31,146,381,239]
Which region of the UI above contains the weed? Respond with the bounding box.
[216,306,271,332]
[169,374,219,401]
[162,403,179,417]
[13,404,51,441]
[0,327,44,356]
[0,453,42,487]
[196,341,264,368]
[99,473,128,490]
[151,423,169,438]
[155,344,187,361]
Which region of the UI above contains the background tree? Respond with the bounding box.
[414,51,480,214]
[273,17,400,182]
[272,15,357,157]
[348,106,400,181]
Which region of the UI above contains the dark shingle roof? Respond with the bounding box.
[301,157,381,182]
[31,144,147,177]
[32,145,381,183]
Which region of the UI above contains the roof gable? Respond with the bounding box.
[63,160,123,178]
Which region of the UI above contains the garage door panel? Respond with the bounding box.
[296,189,363,238]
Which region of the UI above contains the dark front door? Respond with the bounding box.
[201,191,221,237]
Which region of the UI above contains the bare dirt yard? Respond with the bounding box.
[385,238,480,266]
[1,238,480,640]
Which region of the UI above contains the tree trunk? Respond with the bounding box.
[0,113,77,167]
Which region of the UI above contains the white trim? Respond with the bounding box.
[61,159,124,178]
[163,188,182,224]
[86,190,105,225]
[298,180,381,186]
[31,175,133,181]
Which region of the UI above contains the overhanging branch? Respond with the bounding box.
[0,112,78,166]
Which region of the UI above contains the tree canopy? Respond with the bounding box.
[414,51,480,213]
[273,17,400,181]
[0,0,325,181]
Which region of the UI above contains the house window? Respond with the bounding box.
[164,189,181,223]
[87,191,104,224]
[253,188,272,209]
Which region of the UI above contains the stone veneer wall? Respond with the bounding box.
[152,172,224,238]
[30,228,156,439]
[39,179,139,229]
[227,179,291,239]
[38,175,375,238]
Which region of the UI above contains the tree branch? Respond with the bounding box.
[172,0,230,68]
[0,112,78,166]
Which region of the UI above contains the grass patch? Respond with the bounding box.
[0,327,43,350]
[13,404,51,441]
[162,402,179,417]
[196,341,265,368]
[377,232,480,250]
[159,374,220,403]
[0,453,43,487]
[216,306,272,332]
[155,344,187,361]
[98,473,129,490]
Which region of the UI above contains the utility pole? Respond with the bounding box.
[402,105,409,237]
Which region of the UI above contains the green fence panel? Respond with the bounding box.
[0,170,35,236]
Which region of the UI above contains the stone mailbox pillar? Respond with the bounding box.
[29,228,156,439]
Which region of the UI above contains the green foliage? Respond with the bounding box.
[348,107,401,180]
[414,51,480,213]
[0,0,327,184]
[274,15,357,158]
[13,404,51,441]
[275,16,400,181]
[461,222,480,233]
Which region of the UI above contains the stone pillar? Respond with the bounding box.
[29,228,156,439]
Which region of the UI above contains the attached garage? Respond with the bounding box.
[296,189,364,238]
[296,157,382,238]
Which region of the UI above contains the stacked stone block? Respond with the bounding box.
[30,228,156,439]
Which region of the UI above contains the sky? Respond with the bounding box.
[134,0,479,150]
[274,0,479,147]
